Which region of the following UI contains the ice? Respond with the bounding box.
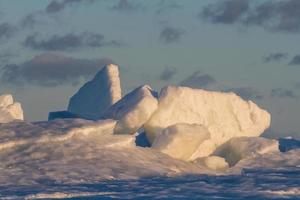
[195,156,229,171]
[103,85,158,134]
[0,119,212,186]
[152,123,210,161]
[213,137,279,166]
[68,64,121,120]
[0,94,24,123]
[278,137,300,152]
[48,110,81,120]
[145,86,271,157]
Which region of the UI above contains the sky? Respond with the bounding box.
[0,0,299,139]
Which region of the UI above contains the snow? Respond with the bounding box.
[0,94,23,123]
[103,85,158,135]
[152,123,210,161]
[144,86,271,157]
[195,156,229,171]
[213,137,279,166]
[67,64,121,120]
[0,119,299,199]
[0,119,211,187]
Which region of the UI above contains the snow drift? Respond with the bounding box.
[0,94,23,123]
[144,86,271,157]
[68,64,121,120]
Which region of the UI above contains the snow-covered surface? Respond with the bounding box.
[213,137,279,166]
[152,123,210,161]
[145,86,271,157]
[103,85,158,135]
[0,94,23,123]
[68,64,121,120]
[0,119,299,199]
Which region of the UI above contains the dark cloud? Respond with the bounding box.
[225,87,264,100]
[111,0,141,11]
[159,67,177,81]
[159,27,185,44]
[46,0,95,13]
[180,71,216,89]
[200,0,249,24]
[200,0,300,33]
[0,52,16,64]
[271,88,298,99]
[263,53,288,63]
[156,0,182,14]
[23,32,121,51]
[289,55,300,65]
[0,23,16,40]
[0,53,113,87]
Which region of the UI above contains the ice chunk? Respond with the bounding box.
[213,137,279,166]
[0,94,23,123]
[48,110,81,121]
[103,85,158,134]
[278,137,300,152]
[68,64,121,120]
[152,123,210,161]
[144,86,271,157]
[195,156,229,171]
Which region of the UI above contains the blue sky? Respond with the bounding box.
[0,0,299,139]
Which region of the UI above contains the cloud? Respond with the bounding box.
[225,87,264,100]
[0,53,113,87]
[289,55,300,65]
[111,0,141,11]
[159,67,177,81]
[294,82,300,90]
[200,0,249,24]
[0,23,16,40]
[200,0,300,33]
[46,0,95,13]
[155,0,182,14]
[23,32,121,51]
[263,53,288,63]
[159,26,185,44]
[180,71,216,89]
[271,88,298,99]
[0,51,17,64]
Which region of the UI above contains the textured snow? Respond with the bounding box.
[0,119,299,199]
[103,85,158,135]
[0,94,23,123]
[68,64,121,120]
[145,86,271,157]
[152,123,210,161]
[0,119,211,187]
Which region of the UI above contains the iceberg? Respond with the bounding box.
[0,94,23,123]
[144,86,271,157]
[152,123,210,161]
[103,85,158,134]
[68,64,121,120]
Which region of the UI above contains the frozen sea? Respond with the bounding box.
[0,167,299,199]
